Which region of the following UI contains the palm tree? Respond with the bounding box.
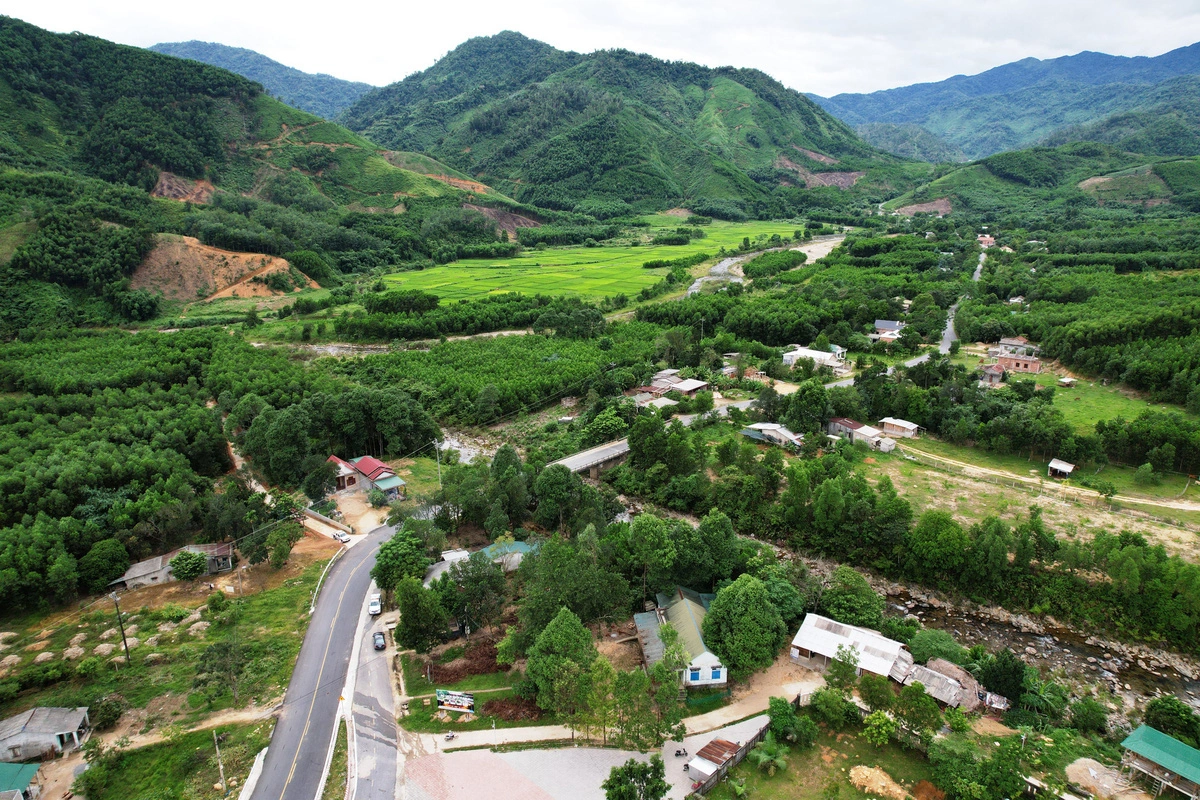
[747,732,789,777]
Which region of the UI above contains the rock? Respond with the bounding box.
[100,628,117,641]
[157,622,177,633]
[182,612,202,626]
[1087,657,1097,664]
[0,633,17,644]
[1025,646,1037,656]
[143,653,165,665]
[33,652,54,664]
[93,643,116,657]
[63,647,85,661]
[145,635,161,648]
[23,641,47,652]
[125,637,139,649]
[188,621,210,636]
[69,633,87,647]
[125,625,139,637]
[0,655,19,669]
[110,656,126,666]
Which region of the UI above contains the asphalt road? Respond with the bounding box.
[251,526,391,800]
[351,585,399,800]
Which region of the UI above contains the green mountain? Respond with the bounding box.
[856,123,967,163]
[1041,75,1200,156]
[339,31,908,211]
[149,41,375,119]
[812,43,1200,160]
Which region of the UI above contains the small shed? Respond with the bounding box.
[0,763,41,800]
[925,658,984,712]
[879,417,919,439]
[672,378,710,398]
[742,423,803,450]
[0,707,89,763]
[1048,459,1075,479]
[1121,725,1200,799]
[1058,377,1077,388]
[980,363,1005,387]
[687,738,740,781]
[109,543,233,590]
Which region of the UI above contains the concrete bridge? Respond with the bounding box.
[548,438,630,478]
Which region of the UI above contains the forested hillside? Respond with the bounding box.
[150,41,376,119]
[340,32,921,212]
[1041,75,1200,156]
[812,42,1200,159]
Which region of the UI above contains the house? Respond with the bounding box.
[997,354,1040,374]
[826,419,896,452]
[645,397,679,411]
[1048,459,1075,479]
[742,423,803,450]
[350,456,407,500]
[879,417,919,439]
[977,234,996,248]
[1008,296,1025,305]
[875,320,904,336]
[783,347,844,371]
[0,763,41,800]
[924,658,986,712]
[742,367,768,382]
[686,738,741,782]
[1121,725,1200,800]
[979,363,1005,388]
[0,707,89,763]
[998,335,1039,355]
[482,540,533,572]
[634,588,727,687]
[789,614,913,681]
[671,378,710,398]
[1057,377,1077,388]
[326,455,360,492]
[422,549,471,588]
[109,543,233,590]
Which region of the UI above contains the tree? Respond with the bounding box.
[587,656,619,745]
[820,567,883,628]
[785,379,831,434]
[858,673,894,712]
[863,710,898,747]
[702,574,787,679]
[169,550,208,582]
[526,608,598,713]
[371,526,430,590]
[395,577,448,653]
[895,682,942,740]
[533,465,583,531]
[747,732,789,776]
[301,462,336,502]
[767,696,816,746]
[79,539,130,594]
[613,668,660,751]
[909,629,966,665]
[827,644,860,690]
[266,522,302,569]
[627,514,676,602]
[1070,698,1108,734]
[602,755,668,800]
[444,552,506,637]
[810,687,858,730]
[1144,695,1200,746]
[906,510,969,584]
[978,649,1026,703]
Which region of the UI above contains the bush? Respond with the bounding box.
[944,706,972,733]
[90,694,128,730]
[1070,698,1108,734]
[368,488,388,508]
[76,657,103,678]
[909,629,966,664]
[169,550,208,581]
[810,688,859,730]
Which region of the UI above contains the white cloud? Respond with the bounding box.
[5,0,1200,95]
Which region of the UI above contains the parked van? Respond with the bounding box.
[368,594,381,616]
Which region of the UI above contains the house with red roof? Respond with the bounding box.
[326,454,407,499]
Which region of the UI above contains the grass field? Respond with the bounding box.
[381,219,805,301]
[399,687,554,733]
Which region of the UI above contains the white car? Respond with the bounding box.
[334,531,351,543]
[368,594,382,616]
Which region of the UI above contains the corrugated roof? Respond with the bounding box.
[373,475,406,490]
[0,763,39,792]
[1122,725,1200,785]
[666,593,711,662]
[634,612,664,665]
[880,417,919,431]
[904,664,964,706]
[1048,459,1075,473]
[696,738,740,767]
[791,613,907,677]
[0,707,87,742]
[350,456,393,481]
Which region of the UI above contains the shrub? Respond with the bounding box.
[169,550,208,582]
[1070,698,1108,734]
[944,706,972,733]
[368,488,388,508]
[90,694,128,730]
[810,687,858,730]
[909,629,966,664]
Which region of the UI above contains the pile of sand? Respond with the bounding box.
[850,766,909,800]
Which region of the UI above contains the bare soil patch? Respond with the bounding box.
[426,640,508,685]
[773,156,864,189]
[151,172,215,204]
[1066,757,1151,800]
[663,208,693,217]
[463,203,540,236]
[1078,176,1111,191]
[895,198,952,216]
[850,765,908,800]
[131,234,315,302]
[913,780,946,800]
[481,695,541,722]
[971,716,1017,737]
[792,145,840,165]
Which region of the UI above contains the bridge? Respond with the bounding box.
[549,438,630,478]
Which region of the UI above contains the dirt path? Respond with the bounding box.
[684,654,825,735]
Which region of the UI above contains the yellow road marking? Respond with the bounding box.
[277,553,370,800]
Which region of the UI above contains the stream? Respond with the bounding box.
[891,588,1200,708]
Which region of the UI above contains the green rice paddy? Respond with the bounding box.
[382,219,805,301]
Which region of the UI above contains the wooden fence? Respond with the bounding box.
[689,722,771,795]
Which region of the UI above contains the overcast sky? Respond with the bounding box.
[8,0,1200,96]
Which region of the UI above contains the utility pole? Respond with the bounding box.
[213,730,228,795]
[433,441,442,489]
[109,594,132,666]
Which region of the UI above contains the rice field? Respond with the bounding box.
[382,219,805,301]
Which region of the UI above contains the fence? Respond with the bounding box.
[689,721,771,796]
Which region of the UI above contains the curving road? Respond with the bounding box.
[251,526,392,800]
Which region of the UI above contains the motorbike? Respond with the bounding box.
[444,732,457,741]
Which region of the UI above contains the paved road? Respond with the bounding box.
[250,526,390,800]
[352,588,400,800]
[549,439,631,472]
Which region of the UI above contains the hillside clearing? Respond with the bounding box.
[131,234,315,302]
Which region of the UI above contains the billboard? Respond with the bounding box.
[436,689,475,713]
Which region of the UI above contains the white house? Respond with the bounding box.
[789,613,913,681]
[879,417,919,439]
[783,347,845,371]
[0,707,89,762]
[827,419,897,453]
[742,422,803,450]
[634,588,727,687]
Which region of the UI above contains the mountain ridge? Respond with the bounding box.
[150,40,376,119]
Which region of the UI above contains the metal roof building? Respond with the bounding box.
[790,613,913,681]
[1121,725,1200,799]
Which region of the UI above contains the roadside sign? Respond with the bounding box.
[435,689,475,713]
